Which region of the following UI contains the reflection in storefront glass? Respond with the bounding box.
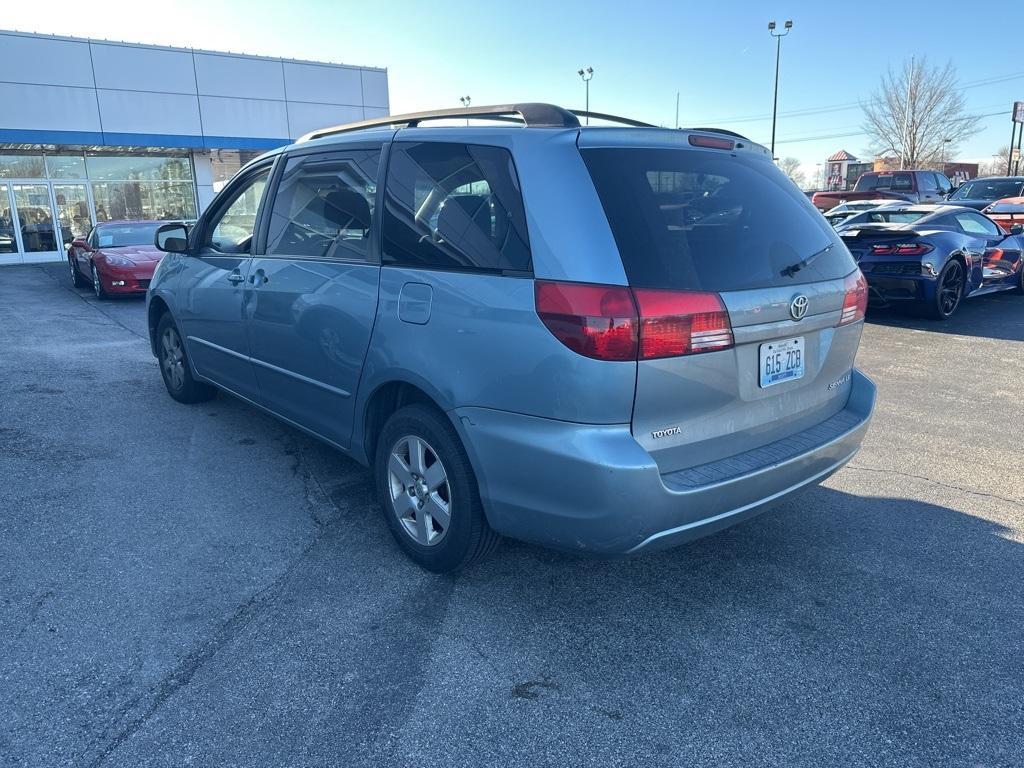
[91,181,197,222]
[45,155,87,179]
[12,184,56,252]
[0,184,17,254]
[0,154,46,179]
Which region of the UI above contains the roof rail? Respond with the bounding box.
[686,127,752,142]
[298,103,580,142]
[571,110,655,128]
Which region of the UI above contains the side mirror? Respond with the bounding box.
[155,222,190,253]
[71,238,91,251]
[1010,223,1023,236]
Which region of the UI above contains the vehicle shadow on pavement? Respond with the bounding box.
[866,290,1024,342]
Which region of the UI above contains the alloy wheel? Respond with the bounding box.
[939,261,963,317]
[69,258,77,286]
[91,264,102,298]
[160,327,186,391]
[387,435,452,547]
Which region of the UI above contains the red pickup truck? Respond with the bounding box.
[811,170,954,211]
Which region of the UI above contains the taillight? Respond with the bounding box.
[534,281,734,361]
[870,242,933,256]
[632,289,733,358]
[534,281,637,361]
[839,271,867,326]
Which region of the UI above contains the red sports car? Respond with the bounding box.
[68,220,170,299]
[983,197,1024,234]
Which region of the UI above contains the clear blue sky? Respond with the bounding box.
[8,0,1024,182]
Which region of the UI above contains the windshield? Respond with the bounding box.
[582,147,854,291]
[95,223,161,248]
[950,179,1024,201]
[855,173,913,192]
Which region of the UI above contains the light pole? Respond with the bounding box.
[577,67,593,124]
[940,137,951,173]
[459,95,471,126]
[768,19,792,161]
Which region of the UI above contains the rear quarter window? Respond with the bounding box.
[582,147,855,291]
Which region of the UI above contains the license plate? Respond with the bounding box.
[759,337,805,388]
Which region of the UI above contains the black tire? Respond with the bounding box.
[925,259,965,320]
[69,257,88,288]
[1014,262,1024,295]
[155,313,216,404]
[374,404,499,572]
[90,262,108,300]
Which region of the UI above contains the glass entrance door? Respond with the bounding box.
[0,183,19,265]
[53,183,93,247]
[11,183,61,262]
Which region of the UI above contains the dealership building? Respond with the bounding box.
[0,29,389,264]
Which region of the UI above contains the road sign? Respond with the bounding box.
[1014,101,1024,124]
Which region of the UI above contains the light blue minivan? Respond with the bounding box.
[148,103,875,572]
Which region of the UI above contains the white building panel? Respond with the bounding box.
[193,53,285,100]
[282,62,363,106]
[286,103,365,138]
[199,96,289,139]
[364,106,390,120]
[0,82,101,131]
[90,43,197,95]
[360,70,390,109]
[96,89,202,136]
[0,32,94,88]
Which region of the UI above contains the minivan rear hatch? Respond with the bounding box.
[580,134,864,474]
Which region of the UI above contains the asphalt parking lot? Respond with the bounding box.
[2,262,1023,768]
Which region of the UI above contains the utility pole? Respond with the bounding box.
[675,92,680,130]
[768,19,793,160]
[577,67,593,124]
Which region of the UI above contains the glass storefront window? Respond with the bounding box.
[85,155,192,182]
[46,155,87,179]
[0,154,46,179]
[92,181,197,222]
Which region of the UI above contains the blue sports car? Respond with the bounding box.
[836,204,1024,319]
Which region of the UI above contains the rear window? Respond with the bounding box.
[855,173,913,192]
[582,147,854,291]
[95,223,160,248]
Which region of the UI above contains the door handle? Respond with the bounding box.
[227,272,245,284]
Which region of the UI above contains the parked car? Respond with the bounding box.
[833,201,918,232]
[68,220,169,298]
[811,170,953,211]
[947,177,1024,210]
[822,199,908,228]
[147,103,875,572]
[983,196,1024,233]
[838,204,1024,319]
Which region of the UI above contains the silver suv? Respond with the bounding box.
[148,103,875,572]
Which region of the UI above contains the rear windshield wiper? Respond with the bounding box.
[782,243,833,278]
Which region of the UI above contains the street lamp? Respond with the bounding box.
[940,137,951,171]
[768,19,793,160]
[459,95,471,126]
[577,67,594,124]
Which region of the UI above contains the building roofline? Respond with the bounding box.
[0,28,387,73]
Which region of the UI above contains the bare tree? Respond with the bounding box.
[980,146,1011,177]
[778,157,805,187]
[862,57,981,169]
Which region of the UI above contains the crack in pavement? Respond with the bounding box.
[845,463,1024,509]
[38,264,148,341]
[82,435,345,767]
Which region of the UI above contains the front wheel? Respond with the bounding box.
[1014,261,1024,295]
[926,259,964,320]
[91,262,108,300]
[155,313,215,404]
[375,404,499,572]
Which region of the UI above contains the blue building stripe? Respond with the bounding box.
[0,128,290,151]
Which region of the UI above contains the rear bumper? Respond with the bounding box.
[453,369,876,555]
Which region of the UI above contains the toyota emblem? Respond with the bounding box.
[790,295,809,320]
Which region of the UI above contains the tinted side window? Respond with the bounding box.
[266,150,380,260]
[582,147,855,291]
[202,167,270,253]
[382,142,532,273]
[935,174,952,194]
[955,211,1001,237]
[918,173,937,191]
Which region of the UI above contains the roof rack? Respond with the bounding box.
[297,103,663,142]
[298,103,580,142]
